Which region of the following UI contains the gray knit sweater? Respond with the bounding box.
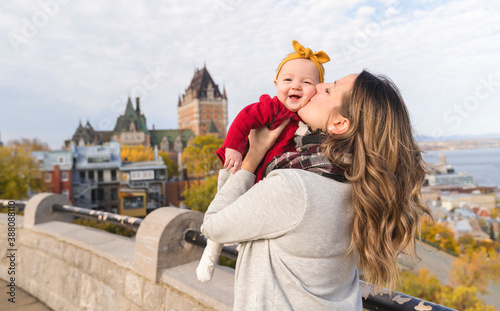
[202,168,362,311]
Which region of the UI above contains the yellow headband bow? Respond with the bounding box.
[275,40,331,83]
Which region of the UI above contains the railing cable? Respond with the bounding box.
[3,200,457,310]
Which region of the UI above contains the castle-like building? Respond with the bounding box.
[49,66,227,213]
[67,65,227,150]
[178,65,227,138]
[66,97,194,158]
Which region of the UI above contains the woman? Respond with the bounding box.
[201,70,430,311]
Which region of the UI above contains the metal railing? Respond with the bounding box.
[53,204,143,229]
[359,282,456,310]
[0,200,26,212]
[1,200,456,310]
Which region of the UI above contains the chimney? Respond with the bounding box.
[136,97,141,114]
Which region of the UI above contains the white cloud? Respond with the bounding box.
[0,0,499,148]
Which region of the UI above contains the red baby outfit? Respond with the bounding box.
[216,94,300,182]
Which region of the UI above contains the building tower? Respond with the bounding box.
[177,65,227,138]
[112,97,150,146]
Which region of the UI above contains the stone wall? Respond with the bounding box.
[0,193,234,311]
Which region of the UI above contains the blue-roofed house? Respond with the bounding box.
[71,141,121,212]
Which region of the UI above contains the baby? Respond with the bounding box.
[217,40,330,181]
[197,40,330,282]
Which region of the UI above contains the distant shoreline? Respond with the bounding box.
[419,138,500,151]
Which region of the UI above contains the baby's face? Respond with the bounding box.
[274,58,320,112]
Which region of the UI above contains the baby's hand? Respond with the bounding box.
[224,148,243,173]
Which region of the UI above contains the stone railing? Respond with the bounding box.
[0,193,234,310]
[0,194,456,311]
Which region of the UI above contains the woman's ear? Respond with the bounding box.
[327,117,350,135]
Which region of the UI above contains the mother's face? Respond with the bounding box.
[297,74,357,133]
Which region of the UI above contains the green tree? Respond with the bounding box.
[181,135,223,178]
[182,175,218,213]
[0,146,45,200]
[159,151,179,180]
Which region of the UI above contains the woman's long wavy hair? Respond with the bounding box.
[322,70,431,290]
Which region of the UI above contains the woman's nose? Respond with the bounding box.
[315,83,325,92]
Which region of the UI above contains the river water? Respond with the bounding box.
[422,147,500,188]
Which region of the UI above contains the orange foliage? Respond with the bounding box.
[450,249,500,294]
[420,216,460,255]
[121,145,154,162]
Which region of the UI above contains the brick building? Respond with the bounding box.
[32,150,74,204]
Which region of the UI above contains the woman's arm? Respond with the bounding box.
[202,120,299,244]
[202,169,305,244]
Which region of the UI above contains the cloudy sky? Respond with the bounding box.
[1,0,499,149]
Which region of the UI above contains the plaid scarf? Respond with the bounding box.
[264,132,347,183]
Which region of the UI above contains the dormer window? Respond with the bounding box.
[129,122,136,132]
[207,82,214,100]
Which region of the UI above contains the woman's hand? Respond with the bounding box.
[241,119,290,173]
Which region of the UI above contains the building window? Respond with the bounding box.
[45,173,51,182]
[88,171,94,181]
[98,170,103,182]
[80,171,85,182]
[97,189,104,201]
[37,159,44,165]
[61,172,69,181]
[58,156,65,164]
[123,196,144,210]
[111,170,117,181]
[111,188,118,200]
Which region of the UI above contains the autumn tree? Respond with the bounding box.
[159,151,179,180]
[437,285,496,311]
[8,137,50,152]
[182,175,217,213]
[450,249,500,294]
[398,268,496,311]
[420,217,460,255]
[121,145,154,162]
[0,145,46,200]
[491,207,500,219]
[181,135,223,178]
[398,268,443,303]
